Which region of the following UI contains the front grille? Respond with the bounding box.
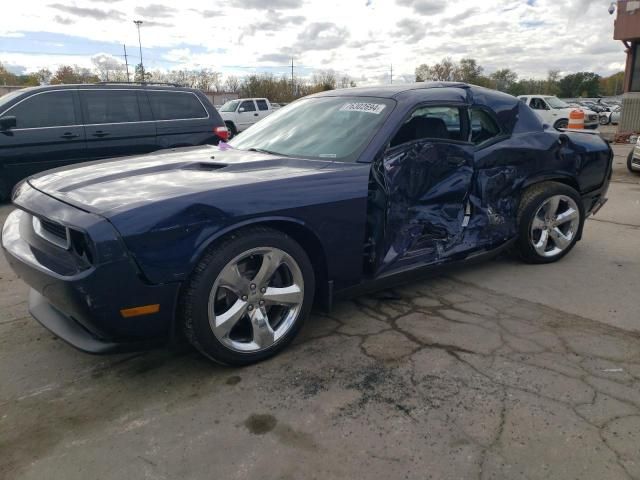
[588,114,598,121]
[32,216,70,249]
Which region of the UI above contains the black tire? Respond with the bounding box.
[180,226,315,366]
[516,182,584,264]
[599,115,610,126]
[554,119,569,130]
[225,122,237,140]
[628,151,640,174]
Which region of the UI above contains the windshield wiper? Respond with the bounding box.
[248,148,287,157]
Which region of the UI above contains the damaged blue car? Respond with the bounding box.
[1,82,612,365]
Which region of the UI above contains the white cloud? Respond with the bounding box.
[0,0,625,84]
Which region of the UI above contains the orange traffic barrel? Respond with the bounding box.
[568,109,584,129]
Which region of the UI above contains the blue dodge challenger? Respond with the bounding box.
[2,83,612,365]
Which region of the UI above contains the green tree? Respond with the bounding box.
[545,70,560,95]
[134,63,152,83]
[490,69,518,92]
[599,72,624,96]
[415,63,430,82]
[558,72,601,98]
[455,58,483,83]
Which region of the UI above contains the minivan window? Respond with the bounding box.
[147,91,207,120]
[5,91,77,129]
[81,90,141,124]
[256,100,269,111]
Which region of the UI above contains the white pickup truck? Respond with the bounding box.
[517,95,599,130]
[218,98,275,138]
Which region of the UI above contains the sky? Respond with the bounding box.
[0,0,627,85]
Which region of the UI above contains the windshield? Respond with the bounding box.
[229,96,394,162]
[219,100,241,112]
[545,97,569,109]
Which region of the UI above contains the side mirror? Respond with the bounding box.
[0,116,16,130]
[238,107,245,113]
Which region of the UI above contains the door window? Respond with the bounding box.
[147,91,208,120]
[390,106,463,147]
[469,108,501,145]
[529,98,547,110]
[256,100,269,111]
[81,90,141,124]
[6,91,77,129]
[240,100,256,112]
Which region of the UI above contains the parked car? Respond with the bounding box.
[218,98,275,138]
[602,105,622,125]
[518,95,599,129]
[0,83,228,201]
[610,107,622,125]
[2,82,612,365]
[627,137,640,174]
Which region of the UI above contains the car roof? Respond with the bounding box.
[311,82,469,99]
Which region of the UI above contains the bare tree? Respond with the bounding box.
[224,75,241,93]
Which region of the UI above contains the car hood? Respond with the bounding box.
[28,145,342,215]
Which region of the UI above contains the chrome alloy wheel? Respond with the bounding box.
[208,247,304,352]
[530,195,580,258]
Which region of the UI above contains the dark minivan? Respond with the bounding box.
[0,83,228,201]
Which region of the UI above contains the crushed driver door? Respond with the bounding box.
[369,132,475,277]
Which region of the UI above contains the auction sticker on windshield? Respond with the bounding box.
[339,103,386,114]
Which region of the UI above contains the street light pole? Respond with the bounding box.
[133,20,144,81]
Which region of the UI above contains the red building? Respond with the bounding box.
[614,0,640,129]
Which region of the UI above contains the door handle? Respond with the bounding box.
[60,132,79,139]
[254,113,259,117]
[92,131,110,138]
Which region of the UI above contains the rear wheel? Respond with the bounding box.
[180,227,314,366]
[516,182,584,264]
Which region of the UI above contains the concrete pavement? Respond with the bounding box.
[1,146,639,479]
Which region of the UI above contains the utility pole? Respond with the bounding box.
[291,57,294,97]
[123,44,130,82]
[133,20,144,81]
[390,64,393,84]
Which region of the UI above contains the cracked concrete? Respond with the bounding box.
[0,145,639,479]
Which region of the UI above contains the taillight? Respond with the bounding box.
[214,126,229,142]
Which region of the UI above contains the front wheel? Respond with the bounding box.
[180,226,314,366]
[516,182,584,264]
[554,119,569,130]
[628,151,640,174]
[599,115,610,125]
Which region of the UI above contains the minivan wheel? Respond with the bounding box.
[180,226,314,366]
[516,182,584,264]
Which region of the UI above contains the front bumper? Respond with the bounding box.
[1,185,180,354]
